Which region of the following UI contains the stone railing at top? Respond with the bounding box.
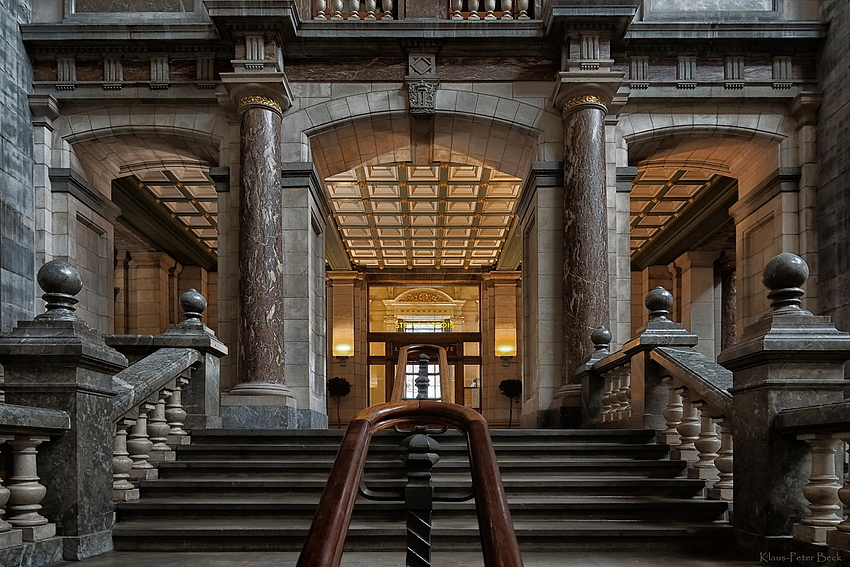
[311,0,531,20]
[106,288,226,501]
[0,403,69,554]
[717,253,850,560]
[576,285,735,501]
[0,260,227,564]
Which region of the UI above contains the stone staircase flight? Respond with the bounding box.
[113,428,731,553]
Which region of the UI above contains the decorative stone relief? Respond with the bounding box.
[103,57,123,90]
[196,56,215,89]
[677,56,696,89]
[772,56,792,89]
[630,56,649,89]
[57,57,76,90]
[725,56,744,89]
[150,55,169,89]
[405,53,439,115]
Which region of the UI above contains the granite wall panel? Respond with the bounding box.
[816,0,850,330]
[0,0,35,332]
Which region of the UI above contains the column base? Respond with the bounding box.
[220,403,328,429]
[229,382,296,397]
[61,529,113,561]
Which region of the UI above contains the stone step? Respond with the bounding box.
[156,458,689,479]
[138,477,707,498]
[173,442,671,460]
[187,428,659,446]
[112,518,733,552]
[115,496,728,522]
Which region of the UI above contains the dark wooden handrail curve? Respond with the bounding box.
[296,400,524,567]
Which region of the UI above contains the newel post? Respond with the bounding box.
[0,260,128,560]
[718,253,850,550]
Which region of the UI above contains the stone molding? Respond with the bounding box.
[728,167,801,223]
[48,168,121,223]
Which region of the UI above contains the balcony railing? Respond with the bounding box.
[311,0,533,20]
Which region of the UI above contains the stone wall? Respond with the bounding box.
[0,0,35,332]
[816,0,850,331]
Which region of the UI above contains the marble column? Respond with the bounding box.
[230,95,292,398]
[562,95,610,383]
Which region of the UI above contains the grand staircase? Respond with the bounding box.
[113,428,731,553]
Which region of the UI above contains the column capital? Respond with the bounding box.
[674,250,720,271]
[551,71,625,115]
[219,72,293,117]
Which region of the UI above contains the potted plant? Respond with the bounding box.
[327,377,352,428]
[499,379,522,429]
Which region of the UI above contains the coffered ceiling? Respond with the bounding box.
[325,162,521,270]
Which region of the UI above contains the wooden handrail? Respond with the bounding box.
[297,401,523,567]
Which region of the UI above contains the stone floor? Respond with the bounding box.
[56,550,780,567]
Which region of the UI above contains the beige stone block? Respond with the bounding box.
[21,523,56,542]
[792,523,834,544]
[0,529,23,549]
[114,488,140,502]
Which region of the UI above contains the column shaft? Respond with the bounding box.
[235,99,288,393]
[562,100,609,382]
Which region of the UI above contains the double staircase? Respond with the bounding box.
[113,428,731,553]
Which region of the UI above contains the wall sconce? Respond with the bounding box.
[333,343,352,367]
[496,344,516,367]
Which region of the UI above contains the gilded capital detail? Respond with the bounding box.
[238,95,283,114]
[564,94,607,111]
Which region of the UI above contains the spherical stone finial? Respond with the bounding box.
[762,253,809,314]
[763,252,809,290]
[645,287,674,321]
[179,289,207,321]
[37,259,83,296]
[591,326,612,350]
[36,259,82,318]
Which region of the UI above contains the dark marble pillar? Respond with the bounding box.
[562,95,610,383]
[719,255,737,350]
[231,95,291,397]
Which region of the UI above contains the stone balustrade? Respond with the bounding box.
[578,286,734,502]
[0,404,69,554]
[311,0,533,20]
[107,288,227,501]
[0,260,227,565]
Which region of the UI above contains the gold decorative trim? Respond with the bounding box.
[564,94,607,110]
[238,95,283,113]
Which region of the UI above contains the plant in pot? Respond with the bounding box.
[327,377,352,428]
[499,378,522,429]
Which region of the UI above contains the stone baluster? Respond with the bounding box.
[516,0,528,18]
[672,390,699,461]
[708,417,733,500]
[688,404,720,481]
[501,0,513,19]
[793,434,843,543]
[484,0,496,19]
[450,0,463,19]
[661,379,683,445]
[0,436,16,546]
[147,390,174,459]
[165,376,190,443]
[381,0,393,19]
[331,0,344,20]
[113,419,139,501]
[128,403,157,480]
[615,370,631,421]
[364,0,376,19]
[468,0,480,19]
[599,372,614,423]
[315,0,327,19]
[7,436,55,541]
[348,0,360,19]
[827,437,850,549]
